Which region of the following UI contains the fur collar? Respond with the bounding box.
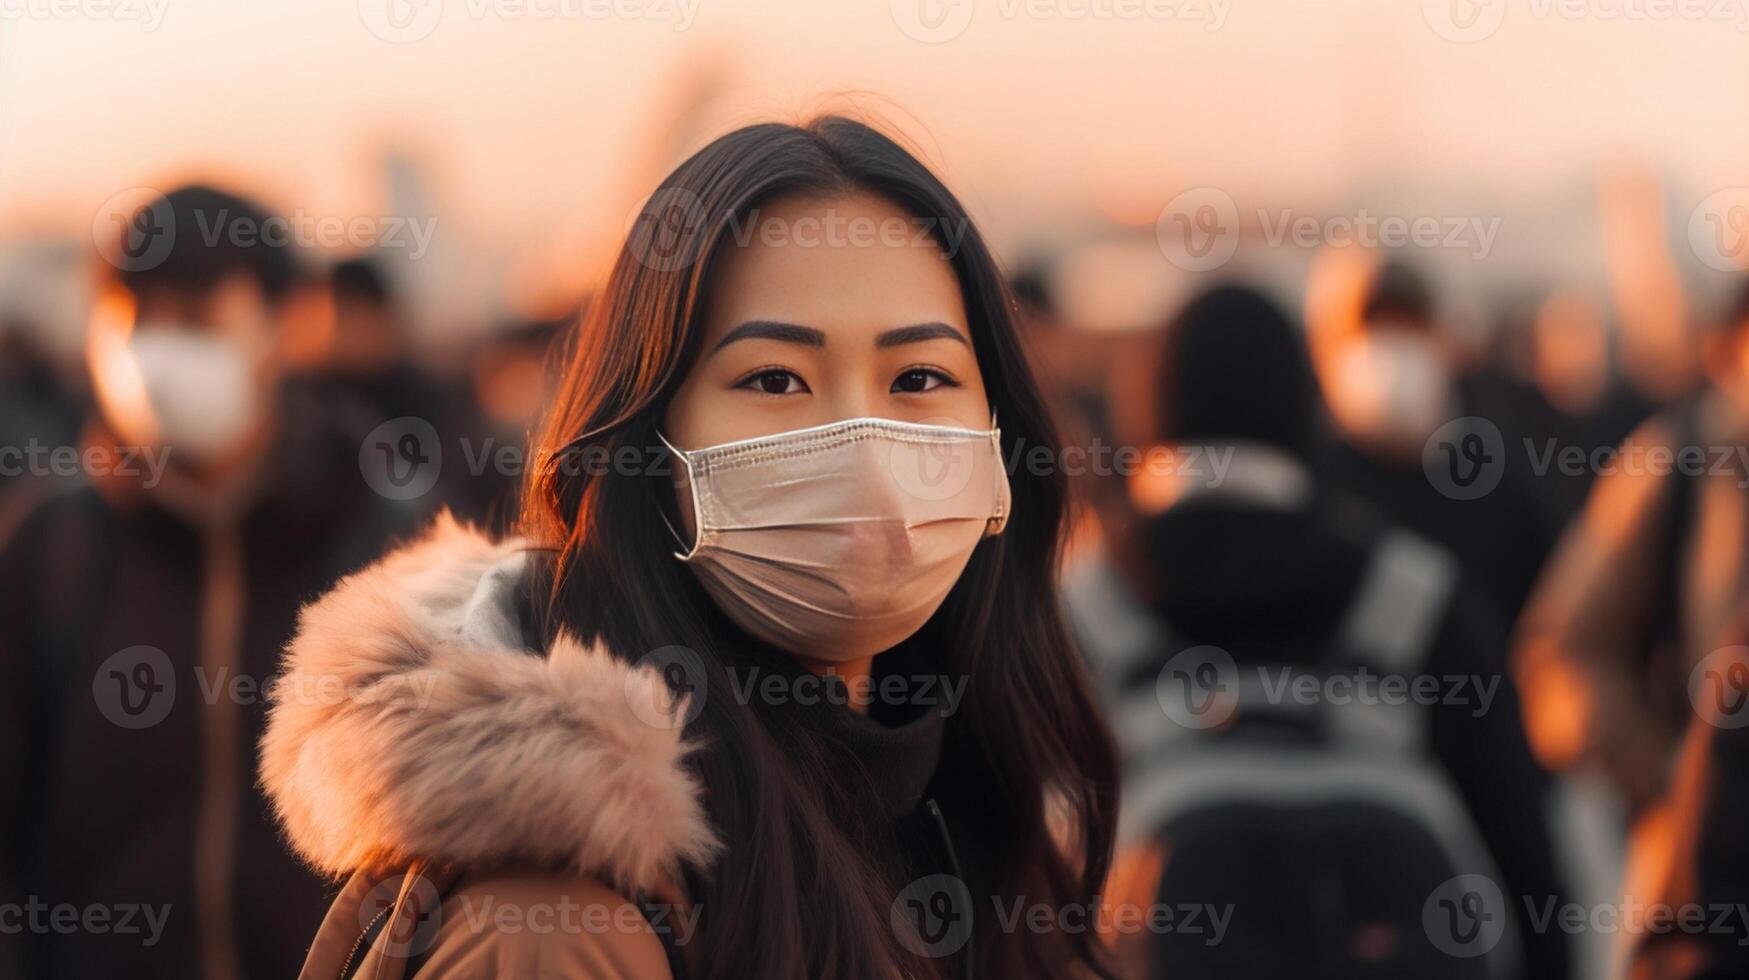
[259,514,719,895]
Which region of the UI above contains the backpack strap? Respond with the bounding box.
[1324,529,1459,755]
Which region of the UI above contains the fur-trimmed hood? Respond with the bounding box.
[259,514,719,896]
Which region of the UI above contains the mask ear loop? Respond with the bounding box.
[985,409,1010,537]
[654,430,704,559]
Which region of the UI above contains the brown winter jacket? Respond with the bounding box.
[259,516,720,979]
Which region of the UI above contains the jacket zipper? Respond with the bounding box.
[339,901,392,980]
[195,526,245,980]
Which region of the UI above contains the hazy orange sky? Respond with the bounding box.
[3,0,1747,337]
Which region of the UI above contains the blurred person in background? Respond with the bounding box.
[1010,259,1113,445]
[317,257,442,421]
[1628,631,1749,980]
[302,257,507,524]
[1068,284,1569,979]
[0,322,85,505]
[469,316,562,438]
[0,185,419,979]
[1515,279,1749,818]
[1470,288,1657,527]
[1319,260,1557,622]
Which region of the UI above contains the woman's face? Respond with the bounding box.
[664,191,991,534]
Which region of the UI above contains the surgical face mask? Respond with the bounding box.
[128,323,266,465]
[662,417,1011,663]
[1325,330,1453,452]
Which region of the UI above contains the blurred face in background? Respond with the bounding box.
[94,271,285,475]
[327,291,403,375]
[1320,316,1455,459]
[1532,289,1609,417]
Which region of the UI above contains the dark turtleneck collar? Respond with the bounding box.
[744,639,952,823]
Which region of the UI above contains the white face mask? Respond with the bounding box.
[1326,330,1454,452]
[127,323,266,465]
[663,417,1011,663]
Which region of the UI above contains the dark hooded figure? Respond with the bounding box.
[1069,284,1571,980]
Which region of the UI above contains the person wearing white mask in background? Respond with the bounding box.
[0,186,421,980]
[1319,260,1557,624]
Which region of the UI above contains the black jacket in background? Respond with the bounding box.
[1631,711,1749,980]
[0,392,424,980]
[1139,489,1572,980]
[1322,417,1556,625]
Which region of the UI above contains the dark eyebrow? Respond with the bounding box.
[712,320,827,352]
[874,322,970,349]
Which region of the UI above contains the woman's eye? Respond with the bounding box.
[738,369,808,395]
[892,368,954,394]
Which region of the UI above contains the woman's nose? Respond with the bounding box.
[822,386,876,424]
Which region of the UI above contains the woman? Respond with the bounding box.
[262,116,1119,980]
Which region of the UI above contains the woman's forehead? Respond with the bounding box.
[701,191,969,349]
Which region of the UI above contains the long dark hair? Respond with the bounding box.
[520,116,1119,980]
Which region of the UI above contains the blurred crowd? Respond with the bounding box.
[0,186,556,978]
[2,179,1747,980]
